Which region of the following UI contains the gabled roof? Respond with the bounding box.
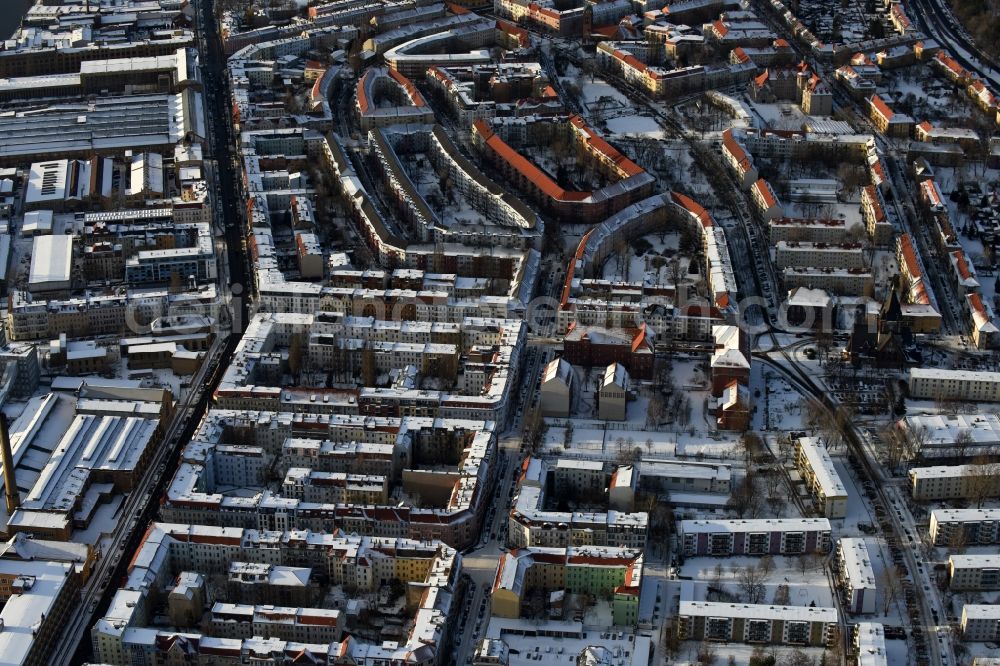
[868,94,894,121]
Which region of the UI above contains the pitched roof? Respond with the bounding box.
[869,94,894,121]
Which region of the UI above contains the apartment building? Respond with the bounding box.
[382,21,496,78]
[908,368,1000,402]
[226,562,314,607]
[769,217,849,244]
[92,524,459,666]
[710,325,750,397]
[962,605,1000,642]
[508,457,648,550]
[471,116,655,225]
[679,518,832,556]
[835,538,877,614]
[968,292,1000,349]
[750,178,784,220]
[0,559,79,666]
[783,267,874,297]
[162,408,496,549]
[208,602,341,644]
[281,468,390,505]
[721,128,759,188]
[795,438,848,518]
[677,601,838,646]
[491,545,643,626]
[355,67,436,130]
[774,241,865,270]
[854,623,888,666]
[861,184,893,246]
[909,464,1000,501]
[895,232,942,333]
[948,554,1000,590]
[868,94,913,137]
[929,508,1000,546]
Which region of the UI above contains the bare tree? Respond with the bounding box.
[737,564,768,604]
[902,423,930,461]
[954,428,975,459]
[523,408,546,455]
[646,394,665,429]
[879,565,903,615]
[759,554,776,579]
[727,472,763,518]
[966,457,1000,508]
[739,432,766,463]
[881,424,906,470]
[780,649,813,666]
[696,641,717,665]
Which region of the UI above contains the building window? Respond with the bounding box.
[706,617,731,640]
[786,621,810,644]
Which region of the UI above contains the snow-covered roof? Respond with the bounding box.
[910,367,1000,384]
[28,234,73,287]
[949,553,1000,569]
[680,517,832,534]
[837,537,876,592]
[798,437,847,499]
[541,358,573,387]
[855,623,887,666]
[679,600,837,623]
[601,362,628,389]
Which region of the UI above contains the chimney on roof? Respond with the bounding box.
[0,416,18,517]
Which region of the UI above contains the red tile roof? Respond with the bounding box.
[952,249,973,280]
[752,178,777,208]
[388,67,427,107]
[568,114,644,177]
[898,233,921,278]
[934,52,967,78]
[472,120,588,202]
[863,184,885,221]
[722,129,751,172]
[670,191,713,228]
[869,94,894,122]
[969,291,987,315]
[562,229,594,309]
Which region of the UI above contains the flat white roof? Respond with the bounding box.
[680,517,832,534]
[931,507,1000,523]
[0,559,74,665]
[28,234,73,287]
[910,464,984,480]
[963,604,1000,620]
[910,367,1000,383]
[838,537,876,591]
[855,622,887,666]
[798,437,847,498]
[949,554,1000,568]
[679,600,838,623]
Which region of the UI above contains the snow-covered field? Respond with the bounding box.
[605,115,665,138]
